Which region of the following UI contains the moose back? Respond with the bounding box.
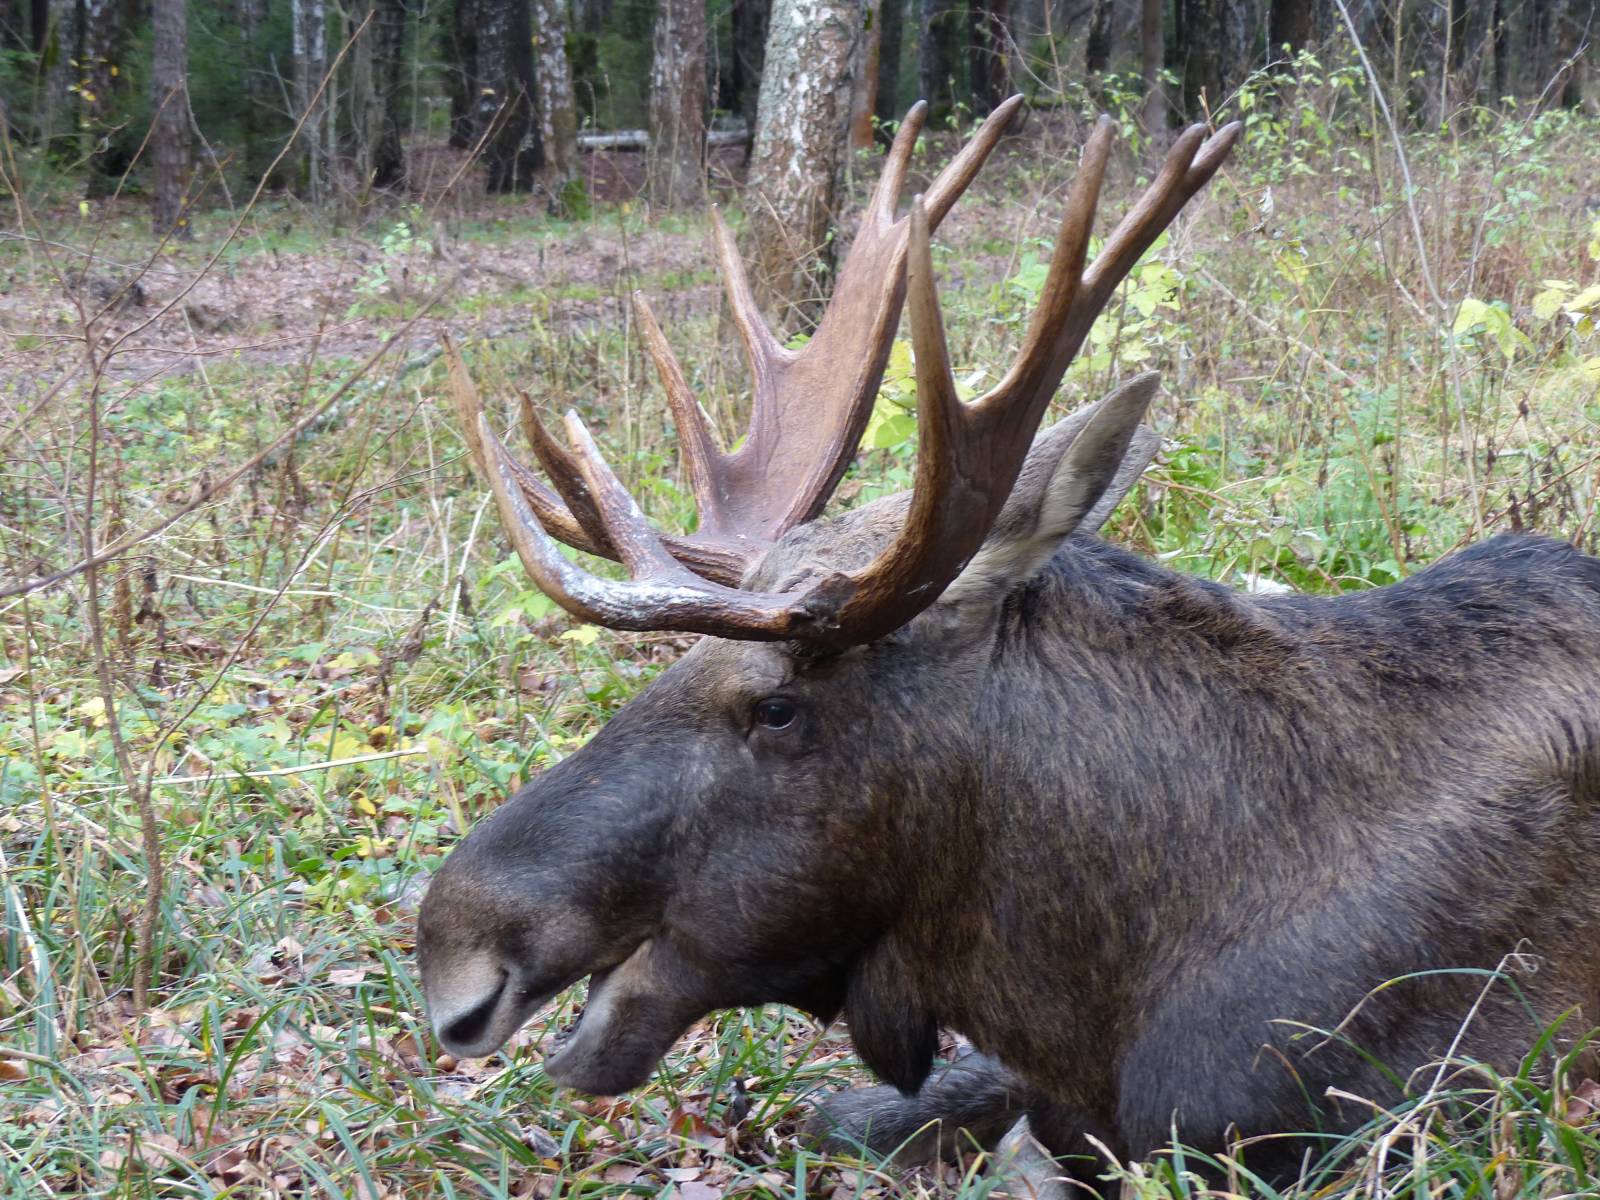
[416,104,1600,1185]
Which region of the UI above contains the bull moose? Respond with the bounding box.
[418,100,1600,1188]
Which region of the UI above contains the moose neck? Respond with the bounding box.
[868,536,1340,1099]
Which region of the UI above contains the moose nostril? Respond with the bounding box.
[439,975,507,1050]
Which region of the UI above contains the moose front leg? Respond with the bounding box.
[805,1051,1031,1163]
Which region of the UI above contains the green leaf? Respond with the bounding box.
[1533,288,1569,321]
[1452,297,1491,334]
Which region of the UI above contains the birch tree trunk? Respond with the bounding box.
[150,0,190,237]
[533,0,578,198]
[476,0,543,192]
[292,0,330,201]
[647,0,707,207]
[746,0,864,321]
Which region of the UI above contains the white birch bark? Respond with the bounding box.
[746,0,866,318]
[533,0,578,195]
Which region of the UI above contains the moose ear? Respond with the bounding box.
[941,372,1160,605]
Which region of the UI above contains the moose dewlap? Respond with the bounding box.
[417,102,1600,1187]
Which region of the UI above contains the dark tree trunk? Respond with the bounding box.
[150,0,190,237]
[1416,0,1447,126]
[477,0,542,191]
[1528,0,1553,97]
[1268,0,1313,54]
[1180,0,1221,120]
[647,0,707,206]
[355,0,407,191]
[1138,0,1165,134]
[1491,0,1508,100]
[373,0,408,188]
[849,0,881,148]
[239,0,272,180]
[1085,0,1113,74]
[969,0,1011,113]
[919,0,961,124]
[82,0,129,189]
[448,0,479,148]
[29,0,44,50]
[875,0,903,125]
[731,0,770,149]
[1552,0,1589,108]
[0,0,24,48]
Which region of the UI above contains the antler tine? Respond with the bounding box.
[477,412,808,638]
[989,114,1114,408]
[798,197,977,645]
[920,93,1026,227]
[519,394,618,556]
[866,101,928,225]
[772,117,1241,650]
[631,292,727,525]
[445,335,612,557]
[1082,121,1240,298]
[560,411,694,579]
[710,205,785,382]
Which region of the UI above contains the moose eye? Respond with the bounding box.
[752,697,797,730]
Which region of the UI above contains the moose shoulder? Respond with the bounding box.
[417,105,1600,1186]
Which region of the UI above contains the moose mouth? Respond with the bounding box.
[431,938,706,1095]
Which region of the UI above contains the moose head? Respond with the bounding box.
[418,103,1241,1097]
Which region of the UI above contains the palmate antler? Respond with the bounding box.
[449,107,1239,651]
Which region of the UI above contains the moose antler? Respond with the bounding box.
[451,110,1239,649]
[453,97,1025,586]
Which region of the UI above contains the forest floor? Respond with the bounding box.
[5,66,1600,1199]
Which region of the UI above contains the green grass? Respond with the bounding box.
[4,46,1600,1198]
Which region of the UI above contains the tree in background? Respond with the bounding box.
[919,0,960,123]
[353,0,408,191]
[534,0,579,200]
[81,0,130,190]
[747,0,864,319]
[447,0,478,148]
[1269,0,1314,54]
[730,0,770,149]
[150,0,189,237]
[1138,0,1165,134]
[292,0,331,201]
[647,0,706,206]
[476,0,543,192]
[873,0,903,129]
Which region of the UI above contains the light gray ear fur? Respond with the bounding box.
[942,372,1160,604]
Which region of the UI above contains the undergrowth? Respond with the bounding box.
[3,47,1600,1199]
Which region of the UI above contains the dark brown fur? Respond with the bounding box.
[419,395,1600,1187]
